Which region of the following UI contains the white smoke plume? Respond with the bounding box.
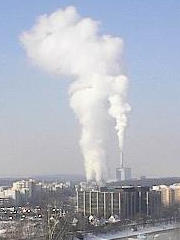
[20,6,130,182]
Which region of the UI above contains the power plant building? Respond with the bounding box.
[116,167,132,181]
[116,152,132,181]
[77,186,161,220]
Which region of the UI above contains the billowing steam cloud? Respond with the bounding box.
[20,6,130,182]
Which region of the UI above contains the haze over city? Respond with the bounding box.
[0,0,180,179]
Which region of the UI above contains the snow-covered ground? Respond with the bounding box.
[84,223,180,240]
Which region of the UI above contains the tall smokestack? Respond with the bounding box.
[120,151,124,168]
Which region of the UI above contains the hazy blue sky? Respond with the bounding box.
[0,0,180,178]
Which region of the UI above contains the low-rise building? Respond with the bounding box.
[152,185,174,207]
[170,183,180,205]
[153,183,180,207]
[77,186,161,220]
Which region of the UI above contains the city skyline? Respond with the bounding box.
[0,0,180,178]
